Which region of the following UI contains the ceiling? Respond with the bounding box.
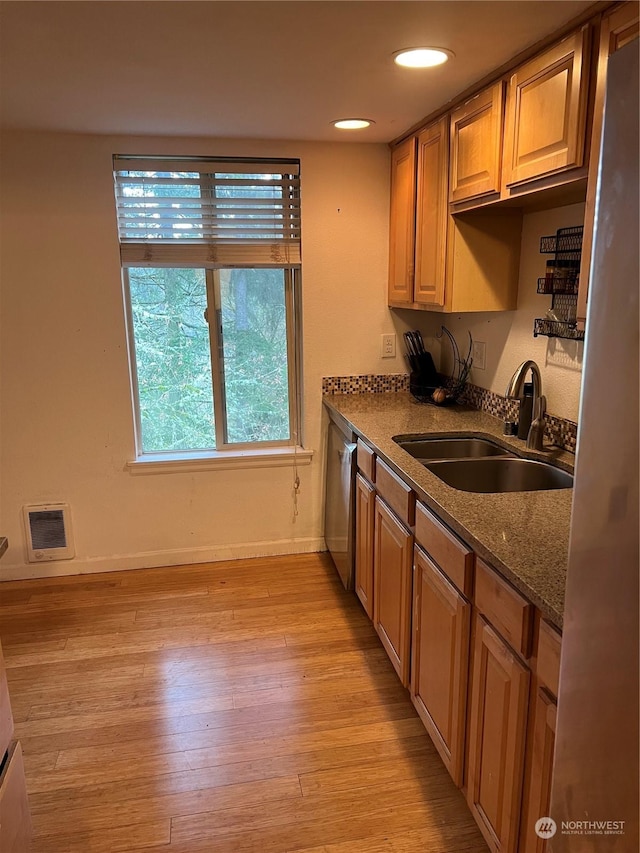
[0,0,595,143]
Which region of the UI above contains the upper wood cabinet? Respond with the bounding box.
[604,0,640,53]
[415,116,449,306]
[503,27,591,188]
[388,127,522,312]
[388,136,417,304]
[449,82,504,203]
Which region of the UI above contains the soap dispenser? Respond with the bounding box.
[517,382,534,440]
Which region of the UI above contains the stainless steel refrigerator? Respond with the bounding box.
[550,38,639,851]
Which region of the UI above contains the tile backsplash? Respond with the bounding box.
[322,374,410,395]
[322,373,578,453]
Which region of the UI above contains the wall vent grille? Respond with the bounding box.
[23,504,75,562]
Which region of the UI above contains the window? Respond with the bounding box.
[113,156,302,457]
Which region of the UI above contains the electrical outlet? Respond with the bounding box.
[381,333,396,358]
[472,341,486,370]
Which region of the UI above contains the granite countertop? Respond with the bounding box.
[324,392,574,629]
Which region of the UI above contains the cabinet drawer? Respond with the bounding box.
[475,558,533,658]
[0,643,14,760]
[415,503,474,597]
[356,439,375,482]
[537,619,562,697]
[0,741,31,853]
[375,459,415,527]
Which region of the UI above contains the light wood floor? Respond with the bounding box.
[0,553,487,853]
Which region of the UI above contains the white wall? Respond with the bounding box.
[408,203,585,422]
[0,131,586,580]
[0,131,396,579]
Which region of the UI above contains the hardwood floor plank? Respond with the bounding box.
[31,775,302,838]
[22,751,59,774]
[26,751,193,795]
[15,692,235,738]
[0,609,139,645]
[33,819,171,852]
[230,670,403,709]
[299,752,437,796]
[183,717,428,771]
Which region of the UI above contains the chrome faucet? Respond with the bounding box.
[505,360,546,450]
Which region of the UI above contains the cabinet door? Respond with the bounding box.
[373,497,413,686]
[414,116,449,305]
[449,82,504,203]
[520,687,557,853]
[467,616,530,853]
[355,473,375,619]
[411,547,471,786]
[503,26,590,187]
[388,136,417,304]
[577,4,639,326]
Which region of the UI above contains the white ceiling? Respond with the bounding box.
[0,0,595,143]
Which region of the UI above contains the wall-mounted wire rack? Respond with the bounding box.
[534,225,585,341]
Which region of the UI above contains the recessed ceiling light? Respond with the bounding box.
[333,118,375,130]
[393,48,453,68]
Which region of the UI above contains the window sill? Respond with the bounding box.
[126,446,314,475]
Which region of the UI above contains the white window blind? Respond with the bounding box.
[113,156,301,267]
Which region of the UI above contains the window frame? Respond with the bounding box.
[114,155,304,463]
[122,265,302,459]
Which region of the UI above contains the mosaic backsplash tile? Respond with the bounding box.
[322,374,410,395]
[322,374,578,453]
[456,381,578,452]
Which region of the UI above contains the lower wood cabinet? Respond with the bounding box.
[345,440,565,853]
[373,496,413,686]
[466,615,531,853]
[410,546,471,786]
[520,686,558,853]
[354,473,375,619]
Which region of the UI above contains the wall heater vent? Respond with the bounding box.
[23,504,75,562]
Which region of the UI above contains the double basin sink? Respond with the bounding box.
[393,435,573,493]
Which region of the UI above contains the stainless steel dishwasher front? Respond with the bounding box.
[324,419,357,589]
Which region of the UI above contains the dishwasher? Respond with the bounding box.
[324,418,357,589]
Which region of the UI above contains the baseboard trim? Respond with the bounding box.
[0,537,327,581]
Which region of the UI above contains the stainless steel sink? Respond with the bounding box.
[394,435,514,462]
[424,457,573,493]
